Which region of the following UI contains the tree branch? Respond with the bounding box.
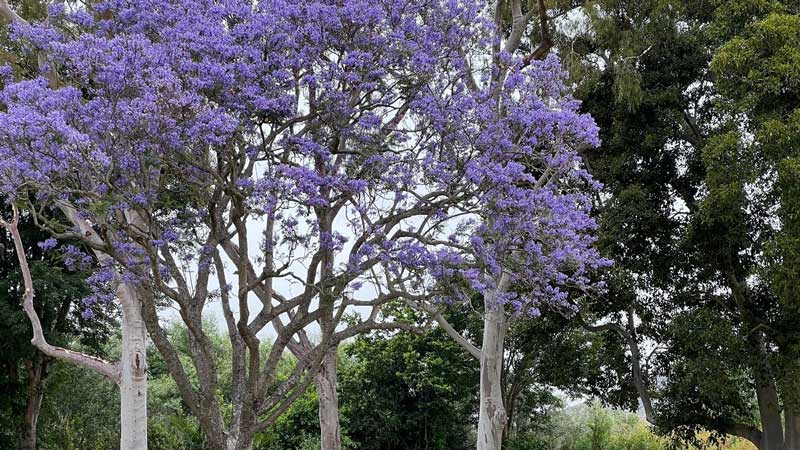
[504,0,534,54]
[1,208,120,383]
[723,423,763,447]
[404,296,481,360]
[575,309,655,423]
[522,0,553,66]
[0,0,27,25]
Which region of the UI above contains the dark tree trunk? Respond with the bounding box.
[18,354,49,450]
[785,405,800,450]
[755,382,785,450]
[750,335,784,450]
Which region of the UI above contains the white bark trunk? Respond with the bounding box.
[119,284,148,450]
[2,211,148,449]
[316,348,342,450]
[477,303,507,450]
[71,207,149,450]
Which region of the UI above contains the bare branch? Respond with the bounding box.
[522,0,553,66]
[1,214,120,383]
[0,0,27,25]
[403,295,480,360]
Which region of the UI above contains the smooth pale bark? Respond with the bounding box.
[67,208,150,450]
[430,274,511,450]
[119,285,148,450]
[3,215,119,378]
[477,303,508,450]
[316,348,342,450]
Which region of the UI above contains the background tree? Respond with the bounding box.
[499,310,628,444]
[534,1,800,449]
[339,319,479,450]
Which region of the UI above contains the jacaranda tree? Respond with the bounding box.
[399,2,609,450]
[0,1,607,450]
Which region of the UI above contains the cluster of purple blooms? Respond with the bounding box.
[0,0,609,317]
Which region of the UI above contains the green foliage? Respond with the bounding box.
[770,157,800,309]
[709,0,800,323]
[338,327,479,450]
[551,0,800,445]
[37,351,120,450]
[652,310,757,442]
[506,403,668,450]
[255,387,326,450]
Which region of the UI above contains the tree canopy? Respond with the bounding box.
[0,1,798,450]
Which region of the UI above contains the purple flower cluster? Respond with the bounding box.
[0,0,608,317]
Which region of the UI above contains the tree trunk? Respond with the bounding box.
[780,355,800,450]
[119,285,148,450]
[786,405,800,450]
[232,438,254,450]
[316,348,342,450]
[18,354,48,450]
[502,396,514,443]
[755,379,784,450]
[747,332,784,450]
[2,212,146,450]
[477,303,507,450]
